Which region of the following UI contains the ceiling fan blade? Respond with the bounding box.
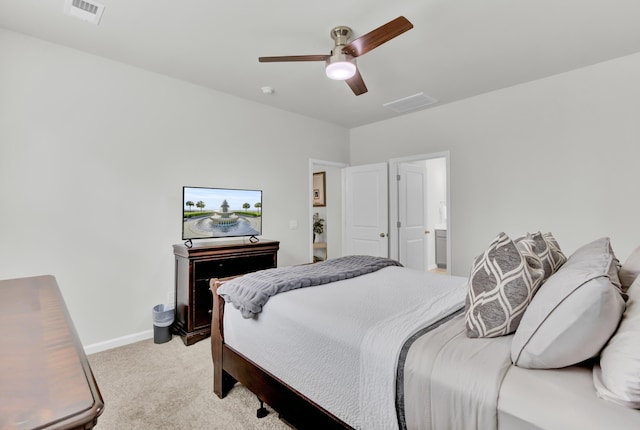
[345,69,368,96]
[342,16,413,57]
[258,55,329,63]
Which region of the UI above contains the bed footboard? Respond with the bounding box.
[209,278,352,429]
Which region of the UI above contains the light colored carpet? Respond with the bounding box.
[88,336,290,429]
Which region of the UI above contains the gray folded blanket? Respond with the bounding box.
[217,255,402,318]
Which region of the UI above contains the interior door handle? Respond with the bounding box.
[425,230,431,234]
[380,233,386,238]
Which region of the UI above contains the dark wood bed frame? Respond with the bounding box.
[210,279,353,429]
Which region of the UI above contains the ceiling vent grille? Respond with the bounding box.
[383,92,438,113]
[64,0,105,25]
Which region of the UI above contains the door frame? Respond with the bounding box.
[389,151,451,273]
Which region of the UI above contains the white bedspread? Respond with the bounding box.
[223,266,467,429]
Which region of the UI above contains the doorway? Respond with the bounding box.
[390,152,450,273]
[309,159,348,263]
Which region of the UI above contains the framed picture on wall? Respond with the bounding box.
[313,172,326,207]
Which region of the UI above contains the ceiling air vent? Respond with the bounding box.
[64,0,105,25]
[383,92,438,113]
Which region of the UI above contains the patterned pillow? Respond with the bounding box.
[465,232,545,338]
[541,232,567,275]
[515,232,567,280]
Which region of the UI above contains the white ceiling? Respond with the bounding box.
[2,0,640,128]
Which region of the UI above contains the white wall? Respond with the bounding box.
[351,52,640,276]
[0,29,349,347]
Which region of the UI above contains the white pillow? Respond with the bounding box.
[594,276,640,408]
[511,237,625,369]
[619,246,640,292]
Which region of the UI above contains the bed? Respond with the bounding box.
[210,237,640,429]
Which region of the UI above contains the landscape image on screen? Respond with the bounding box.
[182,187,262,240]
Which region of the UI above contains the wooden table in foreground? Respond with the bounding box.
[0,275,103,430]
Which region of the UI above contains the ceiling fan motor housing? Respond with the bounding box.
[330,26,352,47]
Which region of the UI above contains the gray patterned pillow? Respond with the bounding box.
[542,232,567,276]
[465,232,545,338]
[515,232,567,280]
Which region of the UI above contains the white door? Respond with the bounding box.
[344,163,389,257]
[398,163,428,271]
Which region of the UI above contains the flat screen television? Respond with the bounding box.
[182,186,262,241]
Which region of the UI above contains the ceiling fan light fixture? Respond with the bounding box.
[325,54,356,80]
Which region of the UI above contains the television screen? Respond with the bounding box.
[182,186,262,240]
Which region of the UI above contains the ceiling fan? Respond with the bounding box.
[258,16,414,96]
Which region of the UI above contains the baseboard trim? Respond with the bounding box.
[84,329,153,355]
